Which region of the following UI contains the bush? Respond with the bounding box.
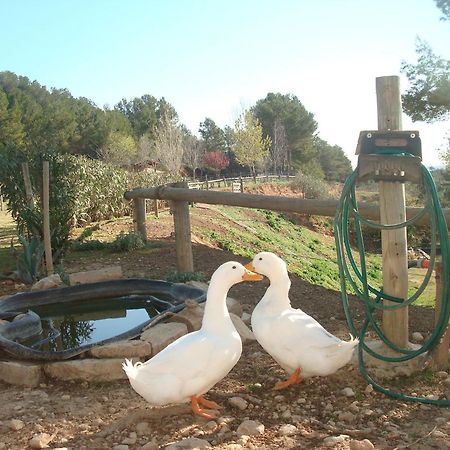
[290,172,330,199]
[111,232,146,252]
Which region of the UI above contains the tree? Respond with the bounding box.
[115,94,158,140]
[252,93,317,173]
[314,137,353,182]
[0,88,24,149]
[401,39,450,122]
[435,0,450,20]
[271,118,288,174]
[199,118,226,152]
[99,131,137,166]
[203,151,229,176]
[182,131,203,179]
[232,111,271,177]
[154,113,184,175]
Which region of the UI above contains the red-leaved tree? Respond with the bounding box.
[203,151,229,176]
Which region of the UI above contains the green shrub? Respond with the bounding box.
[290,172,330,199]
[165,270,205,283]
[111,232,145,252]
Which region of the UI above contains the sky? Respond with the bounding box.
[1,0,449,168]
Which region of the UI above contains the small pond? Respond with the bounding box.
[0,278,206,361]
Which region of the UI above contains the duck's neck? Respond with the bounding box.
[263,273,292,310]
[201,282,233,333]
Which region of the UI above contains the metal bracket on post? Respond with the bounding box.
[356,130,423,183]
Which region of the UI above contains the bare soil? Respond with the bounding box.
[0,202,449,450]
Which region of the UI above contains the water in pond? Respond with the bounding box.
[20,295,169,351]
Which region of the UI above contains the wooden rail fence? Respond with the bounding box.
[124,182,450,273]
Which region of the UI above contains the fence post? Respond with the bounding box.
[432,261,450,369]
[154,199,159,218]
[377,76,409,348]
[133,198,147,241]
[170,182,194,272]
[42,161,54,275]
[240,177,244,193]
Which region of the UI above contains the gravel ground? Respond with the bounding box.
[0,207,449,449]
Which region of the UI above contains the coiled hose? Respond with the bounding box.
[334,162,450,406]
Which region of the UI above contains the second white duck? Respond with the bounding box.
[246,252,358,390]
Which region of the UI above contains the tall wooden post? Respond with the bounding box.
[432,262,450,369]
[377,76,409,348]
[133,198,147,241]
[171,182,194,272]
[42,161,54,275]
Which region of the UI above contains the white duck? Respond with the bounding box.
[122,261,263,419]
[246,252,358,390]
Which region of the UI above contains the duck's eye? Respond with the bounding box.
[259,257,263,261]
[232,265,237,269]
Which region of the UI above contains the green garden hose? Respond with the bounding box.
[334,160,450,406]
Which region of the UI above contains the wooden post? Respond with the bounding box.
[0,194,3,211]
[133,198,147,241]
[377,76,409,348]
[432,262,450,369]
[240,177,244,193]
[42,161,54,275]
[21,162,34,209]
[154,199,159,218]
[171,182,194,272]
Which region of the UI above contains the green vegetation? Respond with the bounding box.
[165,270,205,283]
[193,206,436,306]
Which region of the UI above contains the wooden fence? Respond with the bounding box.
[124,181,450,272]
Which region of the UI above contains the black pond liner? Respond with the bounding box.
[0,279,206,361]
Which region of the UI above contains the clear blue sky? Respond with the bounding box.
[1,0,449,167]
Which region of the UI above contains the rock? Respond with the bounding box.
[323,435,349,447]
[228,396,248,410]
[236,419,265,436]
[341,387,355,397]
[350,439,375,450]
[113,446,129,450]
[44,358,127,381]
[29,433,54,449]
[140,322,188,354]
[0,360,43,387]
[8,419,24,430]
[279,424,297,436]
[89,339,152,358]
[411,332,424,343]
[136,421,150,435]
[164,437,212,449]
[241,312,251,324]
[141,441,159,450]
[121,432,137,445]
[61,394,70,401]
[171,299,204,331]
[31,274,63,290]
[338,411,356,423]
[364,384,374,394]
[230,313,255,343]
[436,371,448,379]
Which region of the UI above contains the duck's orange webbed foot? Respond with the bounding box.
[274,368,302,390]
[198,395,223,410]
[191,396,220,420]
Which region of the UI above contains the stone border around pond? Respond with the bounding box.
[0,291,253,387]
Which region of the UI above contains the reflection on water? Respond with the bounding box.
[21,296,168,351]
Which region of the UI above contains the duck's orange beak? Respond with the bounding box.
[244,262,256,272]
[242,267,263,281]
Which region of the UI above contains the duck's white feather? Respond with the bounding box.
[250,252,358,379]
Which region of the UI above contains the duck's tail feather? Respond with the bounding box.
[347,334,359,347]
[122,358,142,380]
